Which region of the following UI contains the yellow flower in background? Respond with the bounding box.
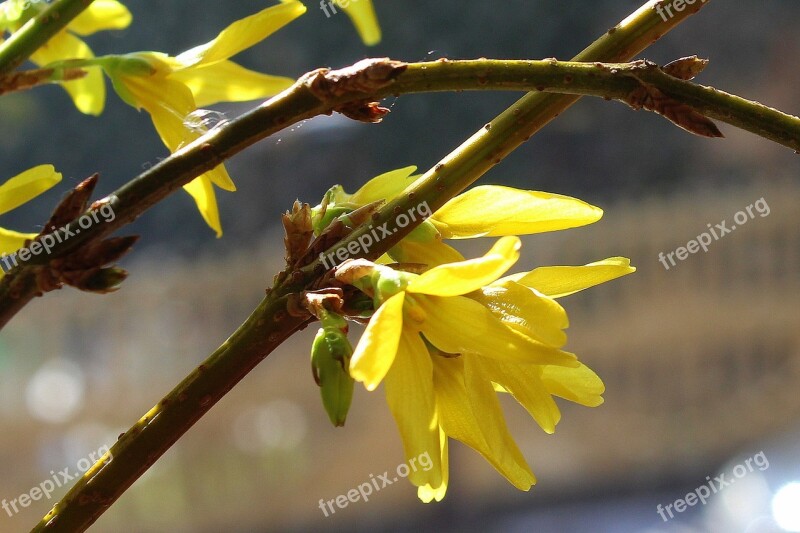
[0,165,61,273]
[100,1,306,236]
[0,0,132,115]
[340,0,381,46]
[317,0,381,46]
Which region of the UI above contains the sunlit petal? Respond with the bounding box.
[475,357,561,434]
[170,60,293,107]
[432,186,603,239]
[508,257,636,298]
[389,238,464,268]
[384,330,442,488]
[408,237,520,296]
[420,295,578,367]
[31,32,105,115]
[349,166,417,206]
[0,227,35,256]
[341,0,381,46]
[472,281,568,347]
[175,2,306,67]
[182,177,222,238]
[350,292,405,390]
[541,362,605,407]
[0,164,61,215]
[433,356,535,489]
[417,427,448,503]
[123,77,195,146]
[68,0,132,35]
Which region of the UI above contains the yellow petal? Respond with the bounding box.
[183,176,222,238]
[432,186,603,239]
[122,75,237,194]
[509,257,636,298]
[389,238,464,268]
[432,356,535,489]
[68,0,132,35]
[349,166,417,206]
[407,236,520,296]
[474,357,561,434]
[420,295,577,367]
[123,77,195,140]
[0,164,61,215]
[175,2,306,68]
[541,362,605,407]
[472,281,568,347]
[417,427,448,503]
[30,32,105,115]
[170,60,293,107]
[123,77,234,233]
[384,330,442,489]
[205,165,236,192]
[340,0,382,46]
[0,227,36,257]
[350,291,405,390]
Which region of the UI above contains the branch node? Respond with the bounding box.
[308,58,408,100]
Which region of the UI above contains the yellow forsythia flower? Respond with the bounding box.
[0,0,132,115]
[337,236,634,501]
[321,168,634,500]
[100,2,305,236]
[0,165,61,274]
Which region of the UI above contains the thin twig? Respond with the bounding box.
[0,67,86,95]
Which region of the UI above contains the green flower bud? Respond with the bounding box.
[310,315,355,427]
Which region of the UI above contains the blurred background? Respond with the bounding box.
[1,1,799,532]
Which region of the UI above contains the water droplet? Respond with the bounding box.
[183,109,228,134]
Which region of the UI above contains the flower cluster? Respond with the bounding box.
[308,167,635,501]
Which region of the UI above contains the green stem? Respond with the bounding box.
[0,0,95,75]
[32,2,714,531]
